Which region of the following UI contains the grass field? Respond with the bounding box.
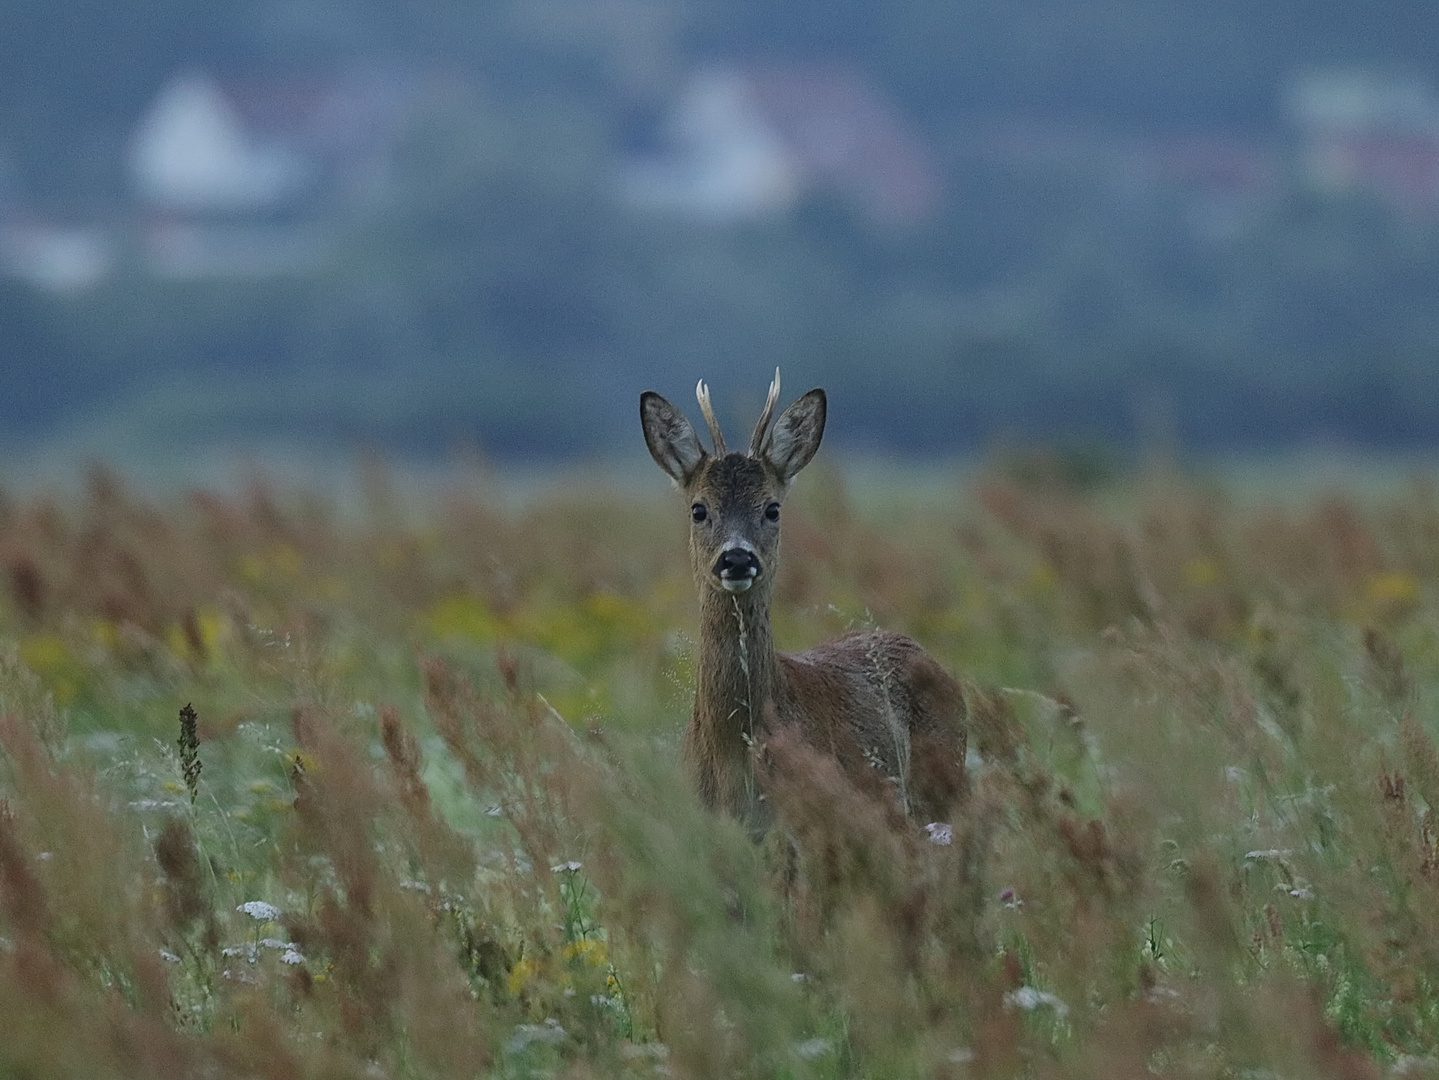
[2,454,1438,1078]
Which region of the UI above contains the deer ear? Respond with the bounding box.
[641,391,706,486]
[764,388,826,484]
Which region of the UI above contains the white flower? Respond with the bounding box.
[550,860,583,873]
[1003,986,1069,1018]
[237,900,281,922]
[924,822,953,845]
[158,949,180,963]
[505,1018,567,1053]
[794,1038,832,1060]
[281,949,306,965]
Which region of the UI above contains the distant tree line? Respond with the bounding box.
[2,0,1437,458]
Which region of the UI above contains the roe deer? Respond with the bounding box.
[640,370,969,829]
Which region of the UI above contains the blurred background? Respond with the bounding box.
[1,0,1437,480]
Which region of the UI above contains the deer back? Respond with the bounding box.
[777,629,969,823]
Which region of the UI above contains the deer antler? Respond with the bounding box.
[696,379,727,455]
[749,367,782,457]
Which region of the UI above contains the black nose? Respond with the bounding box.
[715,547,761,579]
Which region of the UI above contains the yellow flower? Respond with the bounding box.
[164,623,192,660]
[19,633,81,703]
[237,544,302,583]
[508,955,541,995]
[1182,555,1222,587]
[20,633,69,673]
[89,619,120,650]
[562,938,608,967]
[1365,571,1420,606]
[196,607,229,651]
[423,593,503,643]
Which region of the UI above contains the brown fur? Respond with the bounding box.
[641,379,969,829]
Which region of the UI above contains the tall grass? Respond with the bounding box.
[1,459,1438,1077]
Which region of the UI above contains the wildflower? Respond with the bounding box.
[89,619,119,650]
[1000,887,1022,909]
[794,1038,833,1061]
[237,900,281,922]
[924,822,953,845]
[1182,555,1222,587]
[1366,571,1420,607]
[561,938,607,966]
[1004,986,1069,1018]
[505,1018,566,1053]
[423,593,503,643]
[281,948,306,965]
[507,955,541,996]
[551,860,583,873]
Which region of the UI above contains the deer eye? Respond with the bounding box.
[691,503,708,523]
[764,502,780,522]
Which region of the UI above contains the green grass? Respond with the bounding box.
[1,458,1439,1077]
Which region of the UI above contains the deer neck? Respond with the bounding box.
[695,586,781,753]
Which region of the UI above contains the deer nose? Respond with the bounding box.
[714,547,761,593]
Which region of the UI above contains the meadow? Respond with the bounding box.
[1,454,1438,1078]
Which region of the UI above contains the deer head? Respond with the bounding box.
[641,369,826,598]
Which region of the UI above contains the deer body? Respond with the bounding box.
[642,373,968,827]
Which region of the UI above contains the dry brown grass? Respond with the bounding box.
[0,459,1437,1076]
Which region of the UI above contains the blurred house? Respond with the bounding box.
[1286,69,1439,213]
[620,64,942,225]
[128,68,423,277]
[0,151,113,291]
[0,216,114,292]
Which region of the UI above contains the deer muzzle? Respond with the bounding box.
[714,545,761,593]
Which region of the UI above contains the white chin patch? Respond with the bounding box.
[720,577,754,593]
